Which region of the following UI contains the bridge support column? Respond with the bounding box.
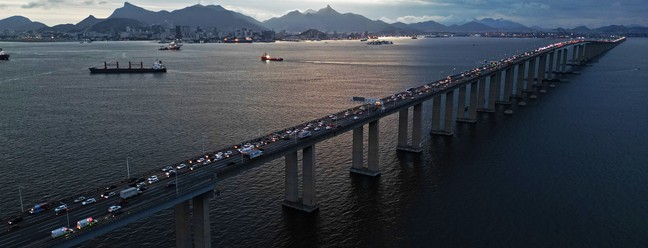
[579,44,587,64]
[476,78,487,112]
[193,192,212,248]
[352,126,364,169]
[431,91,454,135]
[302,145,318,210]
[497,67,513,105]
[397,109,408,148]
[561,48,568,74]
[526,57,538,99]
[571,45,579,68]
[547,51,556,86]
[502,68,514,114]
[285,151,299,203]
[478,72,498,112]
[175,201,192,248]
[457,80,478,123]
[554,49,563,78]
[536,54,547,93]
[515,62,527,106]
[411,103,423,151]
[283,146,319,212]
[351,120,381,176]
[431,96,441,130]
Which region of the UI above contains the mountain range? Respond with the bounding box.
[1,2,646,35]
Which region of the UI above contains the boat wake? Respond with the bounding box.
[0,71,54,84]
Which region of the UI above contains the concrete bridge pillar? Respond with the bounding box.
[525,57,537,99]
[547,51,555,83]
[536,54,547,92]
[397,109,408,148]
[478,72,499,112]
[431,91,455,135]
[456,84,467,121]
[514,62,527,106]
[302,145,317,209]
[285,151,298,203]
[571,45,579,67]
[193,192,212,248]
[351,121,382,176]
[497,67,514,105]
[367,120,380,175]
[580,44,587,63]
[352,126,364,170]
[561,48,568,74]
[431,96,442,130]
[457,81,478,123]
[283,147,318,212]
[476,77,487,112]
[175,201,192,248]
[411,103,423,151]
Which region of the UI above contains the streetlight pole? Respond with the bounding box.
[175,172,178,196]
[126,157,132,180]
[18,185,24,212]
[66,209,70,228]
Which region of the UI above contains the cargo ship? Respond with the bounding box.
[0,48,9,60]
[159,40,182,50]
[89,61,166,74]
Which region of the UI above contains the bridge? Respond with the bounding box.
[0,37,625,247]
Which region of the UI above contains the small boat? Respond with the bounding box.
[89,61,166,74]
[0,48,9,60]
[159,40,182,50]
[261,52,283,61]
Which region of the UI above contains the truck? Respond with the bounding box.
[247,149,263,159]
[120,187,140,199]
[29,202,50,214]
[51,227,74,239]
[76,217,97,230]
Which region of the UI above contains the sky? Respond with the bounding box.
[0,0,646,28]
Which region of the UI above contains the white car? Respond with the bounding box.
[54,204,68,214]
[108,205,122,213]
[162,166,174,172]
[82,198,96,205]
[177,163,187,170]
[74,196,86,203]
[148,175,159,183]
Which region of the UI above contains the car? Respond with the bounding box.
[176,163,187,170]
[148,175,159,183]
[7,217,23,225]
[165,169,176,177]
[54,204,68,214]
[104,185,117,190]
[189,165,197,171]
[165,183,176,188]
[162,166,173,172]
[81,198,96,206]
[196,158,205,163]
[136,182,147,188]
[137,186,148,191]
[136,178,146,183]
[74,196,86,203]
[101,192,116,199]
[108,205,122,213]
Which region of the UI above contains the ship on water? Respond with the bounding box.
[261,52,283,61]
[0,48,9,60]
[159,40,182,50]
[89,61,166,74]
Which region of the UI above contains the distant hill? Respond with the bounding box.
[408,20,447,32]
[0,16,47,31]
[476,18,529,31]
[39,15,105,33]
[107,2,266,31]
[88,18,144,33]
[264,5,391,33]
[447,21,495,32]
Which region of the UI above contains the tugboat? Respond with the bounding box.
[159,40,182,50]
[89,61,167,74]
[261,52,283,61]
[0,48,9,60]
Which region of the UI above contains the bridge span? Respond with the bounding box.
[0,37,625,247]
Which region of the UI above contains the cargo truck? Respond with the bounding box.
[120,187,140,199]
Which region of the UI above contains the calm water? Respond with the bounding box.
[1,38,646,247]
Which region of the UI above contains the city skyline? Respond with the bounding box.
[0,0,646,29]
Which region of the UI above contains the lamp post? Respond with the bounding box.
[18,185,24,212]
[175,171,179,196]
[126,157,132,180]
[66,209,70,228]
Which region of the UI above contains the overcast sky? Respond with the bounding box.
[1,0,646,28]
